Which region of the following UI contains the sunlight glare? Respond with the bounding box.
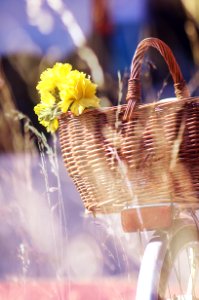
[61,10,86,47]
[26,0,54,34]
[47,0,63,12]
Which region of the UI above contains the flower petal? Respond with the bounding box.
[60,98,74,113]
[79,97,100,108]
[48,118,59,132]
[70,101,83,116]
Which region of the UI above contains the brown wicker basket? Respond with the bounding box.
[59,38,199,214]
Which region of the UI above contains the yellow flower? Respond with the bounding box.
[60,70,100,116]
[40,91,56,105]
[40,118,59,133]
[34,102,59,133]
[37,63,72,96]
[34,63,100,133]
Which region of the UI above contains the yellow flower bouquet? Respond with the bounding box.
[34,63,100,133]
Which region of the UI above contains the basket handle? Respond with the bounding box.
[123,38,190,121]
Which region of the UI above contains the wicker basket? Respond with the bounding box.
[59,38,199,214]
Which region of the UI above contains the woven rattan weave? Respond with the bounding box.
[59,38,199,214]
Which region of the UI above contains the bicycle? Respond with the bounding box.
[58,37,199,299]
[121,203,199,299]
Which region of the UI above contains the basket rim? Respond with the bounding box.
[59,96,198,119]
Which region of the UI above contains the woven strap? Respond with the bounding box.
[124,38,190,121]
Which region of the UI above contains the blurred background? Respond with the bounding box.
[0,0,199,299]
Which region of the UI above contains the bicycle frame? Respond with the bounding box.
[121,204,199,299]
